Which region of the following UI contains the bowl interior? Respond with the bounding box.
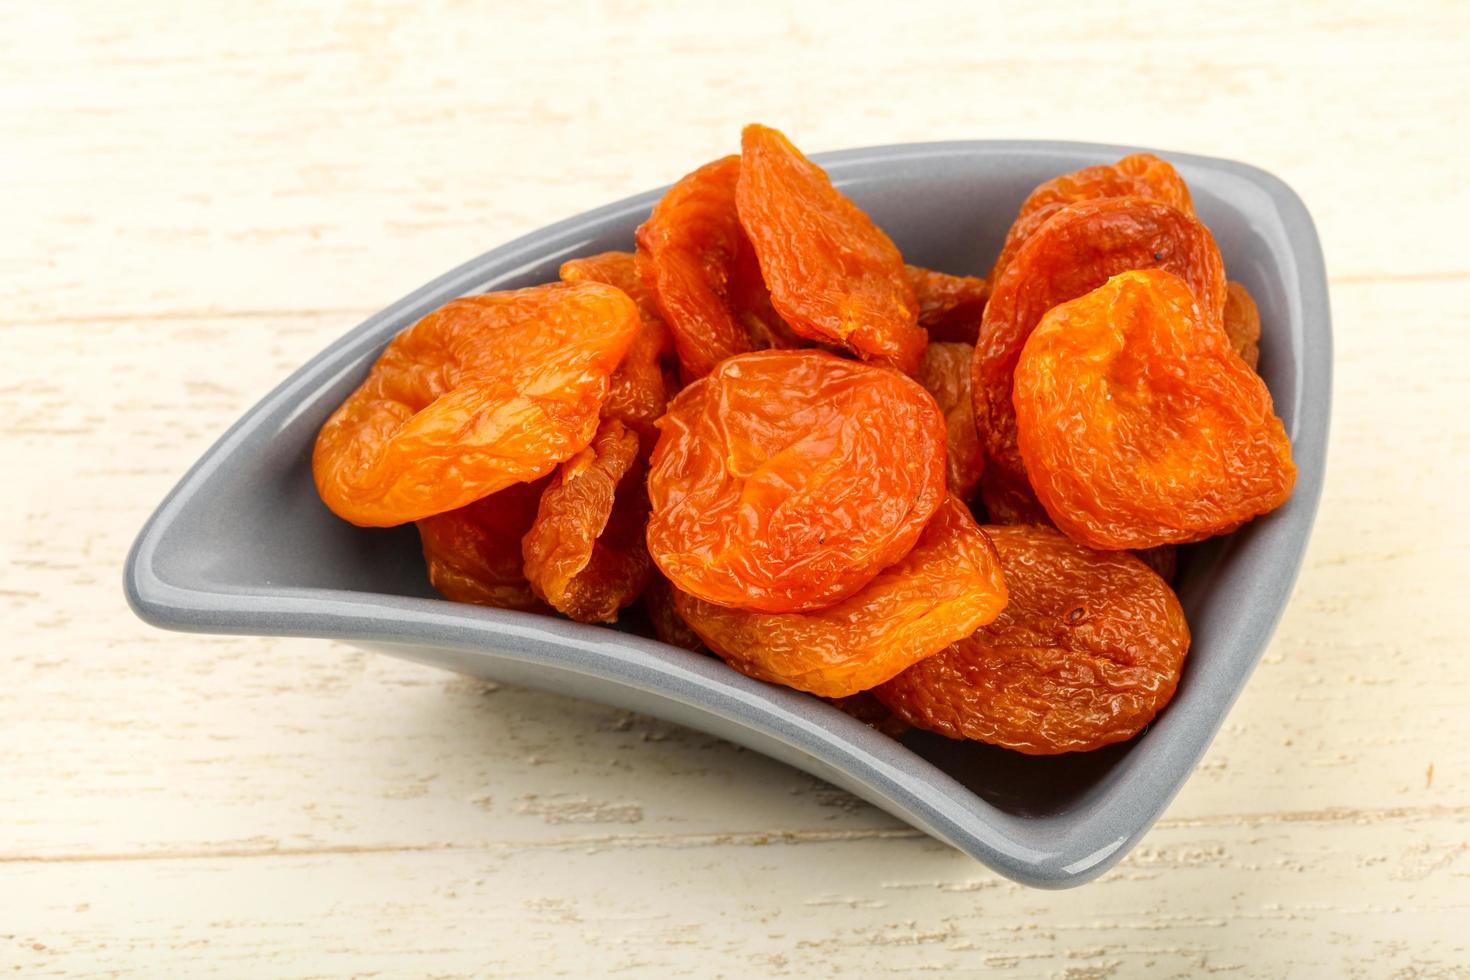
[128,142,1328,884]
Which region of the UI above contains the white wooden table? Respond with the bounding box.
[5,2,1468,975]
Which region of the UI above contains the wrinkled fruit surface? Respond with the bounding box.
[635,156,790,380]
[416,477,550,610]
[1224,280,1262,371]
[643,574,707,652]
[647,350,947,613]
[907,265,989,343]
[522,419,653,623]
[875,524,1189,754]
[825,692,911,738]
[313,282,638,526]
[737,124,925,375]
[1015,269,1296,549]
[974,196,1227,489]
[559,251,674,452]
[675,496,1008,698]
[989,153,1195,286]
[916,341,986,500]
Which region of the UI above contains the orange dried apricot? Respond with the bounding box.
[1015,269,1295,549]
[674,496,1008,698]
[522,419,653,623]
[416,477,550,611]
[313,282,638,526]
[635,156,790,380]
[989,153,1194,286]
[647,349,946,614]
[737,124,925,375]
[974,196,1227,490]
[916,341,985,500]
[906,265,988,343]
[1224,280,1262,371]
[559,250,674,453]
[875,524,1189,754]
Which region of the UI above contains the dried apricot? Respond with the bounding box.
[647,349,946,614]
[674,496,1008,697]
[559,250,674,452]
[314,282,638,526]
[1224,280,1262,370]
[416,477,550,611]
[1015,269,1295,549]
[974,196,1227,489]
[907,265,988,343]
[976,467,1051,526]
[635,156,789,380]
[989,153,1194,286]
[825,692,910,738]
[644,574,706,652]
[737,124,925,375]
[916,341,985,500]
[522,419,653,623]
[875,524,1189,754]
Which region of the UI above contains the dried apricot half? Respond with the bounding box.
[875,524,1189,754]
[646,349,946,613]
[635,156,788,380]
[1015,269,1295,549]
[416,477,550,611]
[989,153,1194,286]
[522,419,653,623]
[906,265,988,343]
[559,250,674,452]
[674,496,1008,698]
[974,196,1227,489]
[314,282,638,526]
[916,341,985,500]
[1224,279,1262,371]
[737,124,925,375]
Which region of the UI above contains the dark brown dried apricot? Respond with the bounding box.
[522,419,653,623]
[1224,280,1262,371]
[647,350,947,613]
[314,282,638,526]
[974,196,1227,490]
[416,477,550,611]
[989,153,1194,286]
[825,692,910,738]
[875,524,1189,754]
[635,156,790,380]
[907,265,988,343]
[916,341,985,500]
[737,124,925,375]
[1015,269,1295,549]
[559,251,674,452]
[643,574,707,652]
[674,496,1008,698]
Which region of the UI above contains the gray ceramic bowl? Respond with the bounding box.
[124,141,1330,888]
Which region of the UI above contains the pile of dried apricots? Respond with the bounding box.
[313,124,1295,755]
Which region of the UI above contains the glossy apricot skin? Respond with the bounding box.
[1224,279,1262,371]
[875,524,1189,754]
[737,124,925,375]
[906,265,989,343]
[646,350,947,614]
[416,478,550,611]
[1014,269,1296,549]
[522,419,653,623]
[916,342,986,500]
[674,496,1008,698]
[559,251,675,453]
[313,282,638,527]
[973,197,1227,488]
[989,153,1194,286]
[635,156,788,380]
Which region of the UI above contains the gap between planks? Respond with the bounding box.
[5,803,1467,867]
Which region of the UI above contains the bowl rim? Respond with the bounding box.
[124,139,1332,888]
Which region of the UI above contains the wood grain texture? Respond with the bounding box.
[3,0,1468,976]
